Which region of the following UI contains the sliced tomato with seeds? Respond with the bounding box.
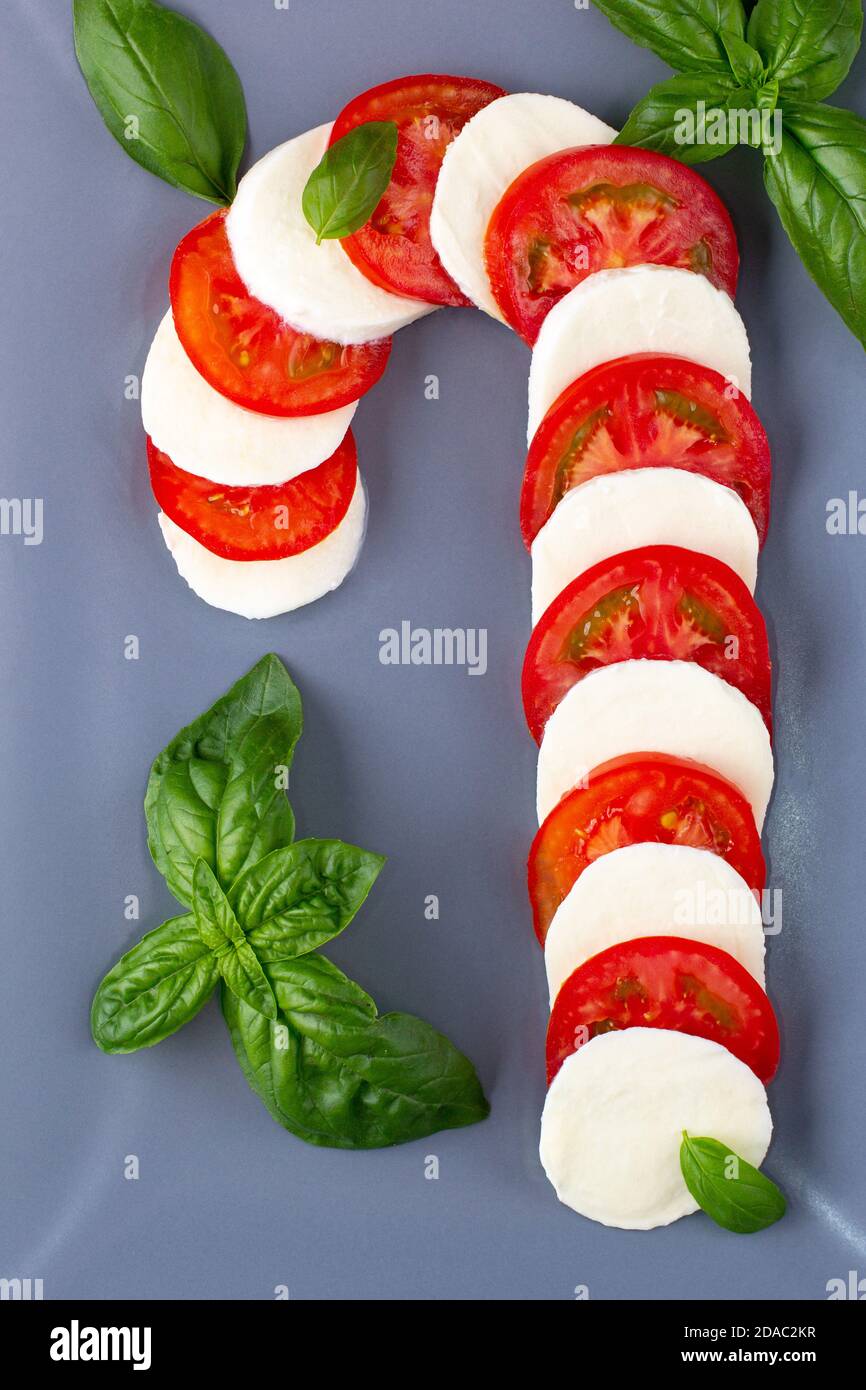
[528,753,765,945]
[147,431,358,562]
[486,144,738,343]
[546,936,780,1084]
[523,546,772,742]
[521,354,771,548]
[170,210,391,417]
[330,74,505,305]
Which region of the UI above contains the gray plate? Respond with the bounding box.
[2,0,865,1301]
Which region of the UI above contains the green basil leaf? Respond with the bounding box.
[592,0,748,76]
[763,102,866,349]
[192,860,276,1020]
[228,839,386,962]
[302,121,398,243]
[72,0,247,205]
[748,0,862,101]
[91,915,218,1054]
[718,28,766,84]
[145,654,302,905]
[222,956,490,1149]
[616,74,752,164]
[680,1133,786,1232]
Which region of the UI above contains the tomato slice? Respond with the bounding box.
[523,546,772,742]
[521,353,771,548]
[169,210,391,417]
[528,753,765,945]
[330,74,506,306]
[147,431,358,561]
[546,936,780,1084]
[486,144,739,344]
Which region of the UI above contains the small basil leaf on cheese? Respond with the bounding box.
[73,0,247,205]
[229,840,386,962]
[680,1132,786,1233]
[91,915,219,1054]
[193,859,277,1020]
[302,121,398,243]
[222,956,490,1148]
[144,654,302,905]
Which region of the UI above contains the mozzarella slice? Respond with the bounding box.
[540,1028,772,1229]
[141,312,356,488]
[545,843,766,1004]
[530,469,758,625]
[528,265,752,441]
[227,125,433,346]
[430,93,616,321]
[157,475,367,619]
[537,659,773,828]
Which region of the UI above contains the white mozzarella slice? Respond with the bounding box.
[226,125,433,345]
[141,311,356,488]
[530,469,758,625]
[539,1028,772,1229]
[536,659,773,828]
[430,93,616,321]
[544,843,766,1005]
[527,265,752,441]
[157,475,367,619]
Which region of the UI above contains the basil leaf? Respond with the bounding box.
[616,74,751,164]
[591,0,748,76]
[763,102,866,349]
[302,121,398,243]
[91,915,218,1054]
[680,1133,786,1232]
[72,0,247,205]
[748,0,862,101]
[228,839,386,962]
[145,654,302,905]
[193,860,276,1020]
[718,28,766,84]
[222,956,490,1149]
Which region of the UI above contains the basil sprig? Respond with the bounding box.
[91,656,489,1148]
[595,0,866,350]
[72,0,247,204]
[680,1133,787,1233]
[302,122,399,243]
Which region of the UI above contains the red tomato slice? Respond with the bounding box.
[486,144,739,344]
[147,431,358,562]
[546,936,780,1084]
[521,354,771,548]
[330,74,506,306]
[523,546,772,742]
[170,210,391,417]
[528,753,765,945]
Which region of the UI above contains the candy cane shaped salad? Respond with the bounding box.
[73,0,866,1236]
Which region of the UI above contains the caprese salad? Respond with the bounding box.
[499,136,784,1229]
[78,16,787,1231]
